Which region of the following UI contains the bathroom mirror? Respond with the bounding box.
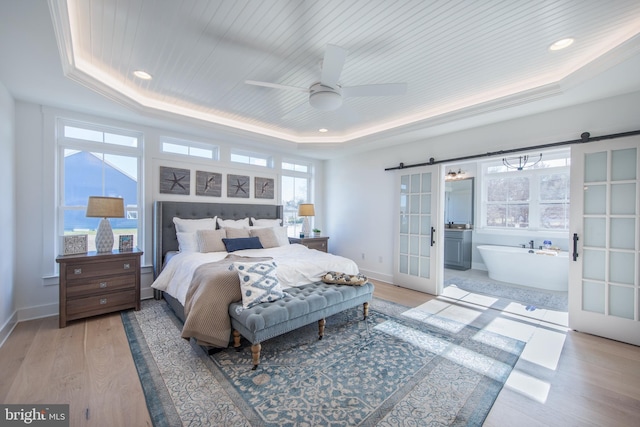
[444,177,474,224]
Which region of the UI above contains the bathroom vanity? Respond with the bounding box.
[444,228,472,270]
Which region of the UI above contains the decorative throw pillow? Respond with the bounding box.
[249,227,280,248]
[251,217,282,227]
[176,232,199,252]
[272,226,290,246]
[321,271,368,286]
[217,217,250,229]
[222,237,263,252]
[173,217,217,233]
[225,227,251,239]
[230,261,288,309]
[196,229,227,253]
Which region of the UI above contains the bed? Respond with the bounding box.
[150,201,362,349]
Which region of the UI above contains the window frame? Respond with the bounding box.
[281,160,314,237]
[160,136,219,160]
[57,119,143,253]
[479,150,570,234]
[230,148,274,168]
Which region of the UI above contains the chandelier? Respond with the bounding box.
[502,154,542,171]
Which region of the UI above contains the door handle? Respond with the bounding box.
[572,233,579,261]
[430,226,436,247]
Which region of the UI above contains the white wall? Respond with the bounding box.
[12,102,324,321]
[0,80,16,345]
[326,90,640,283]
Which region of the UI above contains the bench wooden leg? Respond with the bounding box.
[363,302,369,319]
[318,318,326,340]
[251,343,261,370]
[232,330,242,351]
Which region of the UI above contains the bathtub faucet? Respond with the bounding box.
[529,240,534,249]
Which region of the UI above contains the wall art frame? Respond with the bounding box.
[227,174,250,198]
[196,171,222,197]
[159,166,190,195]
[255,177,275,199]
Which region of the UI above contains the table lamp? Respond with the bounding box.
[297,203,315,238]
[86,196,125,252]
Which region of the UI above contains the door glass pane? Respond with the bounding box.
[584,151,607,182]
[400,214,408,234]
[583,281,605,313]
[611,148,636,181]
[609,285,635,319]
[410,235,419,256]
[410,215,419,234]
[420,236,431,257]
[610,218,635,249]
[420,215,431,235]
[582,249,605,281]
[421,173,431,193]
[421,194,431,214]
[584,218,606,247]
[611,183,636,215]
[609,251,635,285]
[410,174,421,193]
[399,254,408,273]
[584,185,606,215]
[401,175,409,193]
[399,234,408,254]
[400,194,407,211]
[409,256,419,275]
[410,195,420,214]
[420,257,430,278]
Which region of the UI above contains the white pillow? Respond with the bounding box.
[272,226,290,246]
[251,217,282,227]
[173,217,217,233]
[229,261,288,309]
[217,217,250,229]
[176,232,199,252]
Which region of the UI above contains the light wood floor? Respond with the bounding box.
[1,280,639,426]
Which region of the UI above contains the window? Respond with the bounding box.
[281,160,313,237]
[481,150,570,231]
[58,120,143,252]
[230,149,273,167]
[160,136,218,160]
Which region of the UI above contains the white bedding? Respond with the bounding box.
[151,243,359,305]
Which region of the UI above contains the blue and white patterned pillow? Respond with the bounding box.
[229,261,288,309]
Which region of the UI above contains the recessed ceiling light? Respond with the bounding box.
[549,38,574,51]
[318,128,328,133]
[133,70,152,80]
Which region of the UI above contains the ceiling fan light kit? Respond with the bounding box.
[309,84,343,110]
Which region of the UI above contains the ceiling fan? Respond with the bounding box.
[245,44,407,111]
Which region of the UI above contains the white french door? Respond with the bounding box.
[569,136,640,346]
[394,165,443,295]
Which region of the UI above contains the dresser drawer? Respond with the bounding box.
[65,259,136,279]
[66,274,136,298]
[66,290,137,317]
[306,240,327,252]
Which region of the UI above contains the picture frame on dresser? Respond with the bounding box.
[63,234,88,255]
[119,234,133,252]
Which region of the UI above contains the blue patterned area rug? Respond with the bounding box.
[122,298,524,426]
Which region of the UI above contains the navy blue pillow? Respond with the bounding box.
[222,237,264,252]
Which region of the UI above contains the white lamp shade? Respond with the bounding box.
[86,196,125,218]
[297,204,315,217]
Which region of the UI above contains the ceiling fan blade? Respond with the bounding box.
[320,44,348,87]
[342,83,407,97]
[245,80,309,93]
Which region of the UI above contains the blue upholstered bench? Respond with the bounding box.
[229,281,374,369]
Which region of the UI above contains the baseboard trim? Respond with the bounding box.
[17,302,58,323]
[359,269,393,284]
[0,311,18,349]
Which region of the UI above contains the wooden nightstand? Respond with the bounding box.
[289,236,329,252]
[56,249,143,328]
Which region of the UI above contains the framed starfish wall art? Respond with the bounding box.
[159,166,190,195]
[196,171,222,197]
[227,174,250,198]
[255,177,274,199]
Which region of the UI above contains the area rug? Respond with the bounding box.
[445,276,568,311]
[122,298,524,426]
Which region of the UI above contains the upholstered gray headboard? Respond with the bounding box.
[153,201,283,278]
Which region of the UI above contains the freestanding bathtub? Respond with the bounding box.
[477,245,568,291]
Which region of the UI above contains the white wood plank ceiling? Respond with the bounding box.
[51,0,640,143]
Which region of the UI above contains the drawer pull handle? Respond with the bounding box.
[74,268,82,275]
[99,298,107,305]
[99,282,107,288]
[123,263,131,269]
